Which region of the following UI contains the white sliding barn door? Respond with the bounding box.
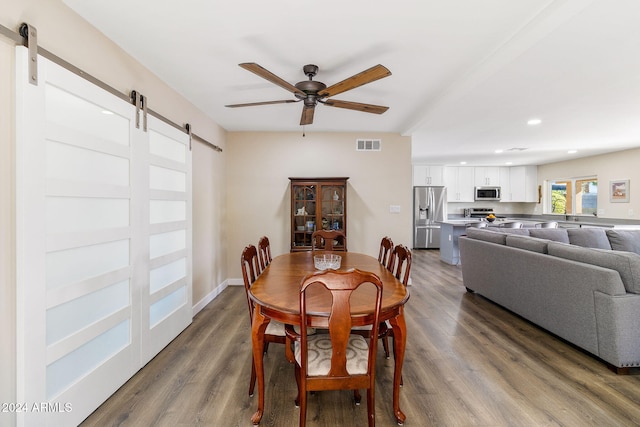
[142,116,192,364]
[15,47,192,426]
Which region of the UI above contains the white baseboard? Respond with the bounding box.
[192,280,227,315]
[191,278,245,316]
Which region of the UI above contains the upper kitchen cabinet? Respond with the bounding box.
[474,167,503,187]
[507,166,538,202]
[413,165,444,186]
[444,167,475,202]
[499,167,511,201]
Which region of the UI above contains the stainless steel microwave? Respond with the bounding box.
[475,186,501,201]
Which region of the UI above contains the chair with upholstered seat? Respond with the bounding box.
[311,229,347,252]
[257,235,273,272]
[387,244,412,287]
[377,236,394,268]
[380,244,412,358]
[466,222,488,228]
[536,221,558,228]
[500,221,523,228]
[241,244,287,397]
[285,269,383,427]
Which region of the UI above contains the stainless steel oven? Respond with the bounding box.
[474,186,501,201]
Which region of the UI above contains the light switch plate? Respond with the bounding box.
[389,205,401,213]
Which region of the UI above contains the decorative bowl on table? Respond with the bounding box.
[486,215,496,223]
[314,254,342,270]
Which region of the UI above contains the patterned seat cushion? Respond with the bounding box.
[265,320,286,336]
[294,334,370,376]
[266,321,316,336]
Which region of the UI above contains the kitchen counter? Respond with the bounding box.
[439,219,542,228]
[438,217,640,265]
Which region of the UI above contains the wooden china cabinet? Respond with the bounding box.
[289,177,348,252]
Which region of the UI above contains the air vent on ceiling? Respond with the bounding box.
[356,139,381,151]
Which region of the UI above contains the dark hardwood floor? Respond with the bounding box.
[81,250,640,426]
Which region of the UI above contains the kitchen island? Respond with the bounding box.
[439,221,472,265]
[438,219,541,265]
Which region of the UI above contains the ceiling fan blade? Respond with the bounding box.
[239,63,306,97]
[318,64,391,98]
[300,106,315,125]
[323,99,389,114]
[225,99,299,108]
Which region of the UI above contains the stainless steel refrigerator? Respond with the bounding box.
[413,186,447,249]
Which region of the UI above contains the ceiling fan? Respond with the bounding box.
[225,63,391,125]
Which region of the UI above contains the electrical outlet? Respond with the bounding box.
[389,205,401,214]
[629,209,634,216]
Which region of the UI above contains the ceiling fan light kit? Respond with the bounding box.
[225,63,391,125]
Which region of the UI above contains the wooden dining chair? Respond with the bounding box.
[311,229,347,252]
[257,235,272,272]
[240,244,287,397]
[380,244,412,358]
[377,236,394,268]
[285,269,383,427]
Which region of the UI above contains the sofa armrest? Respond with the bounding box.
[594,292,640,367]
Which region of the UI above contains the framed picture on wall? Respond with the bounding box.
[610,179,630,203]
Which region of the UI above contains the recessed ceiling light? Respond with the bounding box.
[495,149,504,154]
[527,118,542,126]
[505,162,513,165]
[568,150,577,154]
[101,110,114,115]
[460,161,467,165]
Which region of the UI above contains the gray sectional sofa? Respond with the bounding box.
[459,227,640,372]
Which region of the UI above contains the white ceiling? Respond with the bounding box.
[63,0,640,166]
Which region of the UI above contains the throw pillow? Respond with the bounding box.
[606,230,640,255]
[567,228,612,249]
[465,228,507,244]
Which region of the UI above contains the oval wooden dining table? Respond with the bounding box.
[248,251,410,425]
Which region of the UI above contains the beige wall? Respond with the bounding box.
[536,147,640,219]
[0,0,227,412]
[226,131,413,278]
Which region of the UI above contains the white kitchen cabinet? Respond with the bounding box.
[445,167,475,202]
[413,165,444,186]
[509,166,538,202]
[499,167,512,201]
[474,167,502,186]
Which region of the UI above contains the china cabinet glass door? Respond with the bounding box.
[290,178,348,252]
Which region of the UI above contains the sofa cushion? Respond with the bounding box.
[567,228,612,249]
[548,242,640,294]
[505,235,550,254]
[494,228,530,235]
[606,230,640,255]
[465,228,507,244]
[528,228,570,243]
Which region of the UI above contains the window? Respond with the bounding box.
[548,177,598,215]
